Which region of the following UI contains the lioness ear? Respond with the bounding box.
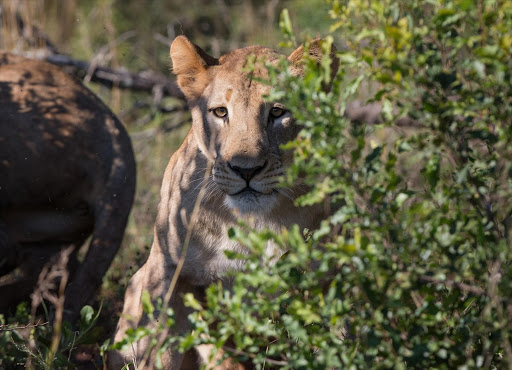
[288,39,339,90]
[170,36,219,99]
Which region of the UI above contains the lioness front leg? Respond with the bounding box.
[140,277,203,369]
[110,251,203,369]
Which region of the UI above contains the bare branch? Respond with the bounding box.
[7,12,183,100]
[222,346,289,366]
[0,320,49,332]
[418,275,487,296]
[18,49,184,100]
[344,101,421,127]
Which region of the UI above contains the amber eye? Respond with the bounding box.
[270,106,285,118]
[212,107,228,118]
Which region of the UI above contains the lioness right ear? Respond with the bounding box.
[170,36,219,100]
[288,39,339,91]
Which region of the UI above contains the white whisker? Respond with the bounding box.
[202,182,222,204]
[189,177,206,188]
[278,188,296,202]
[191,176,212,193]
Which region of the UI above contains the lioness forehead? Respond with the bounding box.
[219,45,281,66]
[217,45,282,78]
[208,46,281,100]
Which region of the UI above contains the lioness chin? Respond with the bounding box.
[109,36,337,369]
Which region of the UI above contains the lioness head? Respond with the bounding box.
[170,36,337,214]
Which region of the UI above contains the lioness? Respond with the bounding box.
[109,36,337,369]
[0,53,136,320]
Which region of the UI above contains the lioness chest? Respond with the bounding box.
[161,179,284,284]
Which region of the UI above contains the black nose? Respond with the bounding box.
[228,162,266,183]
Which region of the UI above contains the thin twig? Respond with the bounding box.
[84,30,136,83]
[46,247,72,368]
[418,275,486,296]
[0,320,49,332]
[67,331,79,365]
[222,346,288,366]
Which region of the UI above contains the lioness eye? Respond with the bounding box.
[270,107,285,118]
[213,107,228,118]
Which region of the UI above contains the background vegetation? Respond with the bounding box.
[1,0,512,369]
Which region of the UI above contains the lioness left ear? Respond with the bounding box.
[170,36,219,100]
[288,39,339,91]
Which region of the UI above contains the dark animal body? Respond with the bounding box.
[0,53,136,320]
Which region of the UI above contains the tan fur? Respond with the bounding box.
[109,37,337,369]
[0,53,136,320]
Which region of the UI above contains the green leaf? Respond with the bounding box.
[80,305,94,327]
[141,290,155,320]
[279,8,296,47]
[183,293,203,311]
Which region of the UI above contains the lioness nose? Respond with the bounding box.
[228,162,266,183]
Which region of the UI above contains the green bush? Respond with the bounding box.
[179,1,512,368]
[0,304,102,369]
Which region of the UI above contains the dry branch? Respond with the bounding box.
[0,320,49,332]
[7,11,184,100]
[418,275,487,296]
[21,50,184,100]
[344,101,420,127]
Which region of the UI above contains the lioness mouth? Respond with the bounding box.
[233,187,260,196]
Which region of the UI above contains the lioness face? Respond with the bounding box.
[170,37,334,214]
[202,63,299,214]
